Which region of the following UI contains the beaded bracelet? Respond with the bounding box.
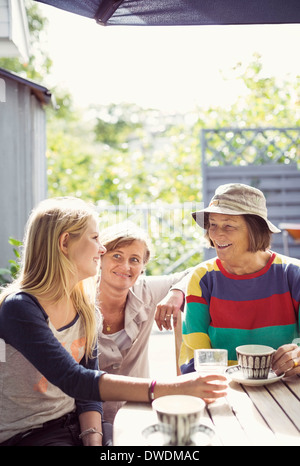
[148,379,156,402]
[79,427,103,439]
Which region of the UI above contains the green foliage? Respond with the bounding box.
[45,52,299,273]
[94,103,142,149]
[0,238,22,285]
[1,2,299,274]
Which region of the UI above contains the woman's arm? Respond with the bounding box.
[76,347,103,416]
[144,269,193,331]
[98,372,227,405]
[1,293,228,405]
[79,411,103,446]
[0,293,102,402]
[155,288,185,331]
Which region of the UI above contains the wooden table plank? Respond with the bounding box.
[206,397,250,446]
[283,376,300,398]
[242,382,300,445]
[113,402,156,446]
[226,382,277,446]
[266,381,300,431]
[198,407,223,446]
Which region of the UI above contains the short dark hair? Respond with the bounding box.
[243,214,272,252]
[204,214,272,252]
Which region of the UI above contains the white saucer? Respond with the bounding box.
[226,365,284,386]
[142,423,215,446]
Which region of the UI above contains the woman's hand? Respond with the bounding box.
[178,372,228,403]
[155,289,184,331]
[272,344,300,377]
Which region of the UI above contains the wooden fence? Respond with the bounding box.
[201,127,300,259]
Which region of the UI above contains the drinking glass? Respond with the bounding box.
[194,349,228,374]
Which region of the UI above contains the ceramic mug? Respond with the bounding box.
[152,395,205,446]
[236,345,275,379]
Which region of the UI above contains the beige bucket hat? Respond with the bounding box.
[192,183,281,234]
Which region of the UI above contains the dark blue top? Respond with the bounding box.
[0,292,104,416]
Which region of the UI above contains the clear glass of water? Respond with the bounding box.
[194,349,228,374]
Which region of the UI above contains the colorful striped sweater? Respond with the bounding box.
[180,252,300,372]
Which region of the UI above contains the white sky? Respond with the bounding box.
[38,3,300,113]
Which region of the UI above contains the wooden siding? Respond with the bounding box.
[0,73,47,268]
[0,0,29,60]
[0,0,9,38]
[202,163,300,259]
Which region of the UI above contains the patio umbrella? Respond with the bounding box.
[34,0,300,26]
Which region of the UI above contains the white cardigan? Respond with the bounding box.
[98,270,190,423]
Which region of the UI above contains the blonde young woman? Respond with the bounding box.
[0,197,227,447]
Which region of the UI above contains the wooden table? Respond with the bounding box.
[279,223,300,242]
[279,223,300,256]
[113,376,300,446]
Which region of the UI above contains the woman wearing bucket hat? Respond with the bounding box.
[180,183,300,378]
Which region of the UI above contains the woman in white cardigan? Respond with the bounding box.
[97,221,191,423]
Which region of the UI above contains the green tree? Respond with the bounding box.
[94,103,142,149]
[194,53,299,130]
[1,2,299,273]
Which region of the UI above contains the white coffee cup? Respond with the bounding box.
[236,345,275,379]
[152,395,205,445]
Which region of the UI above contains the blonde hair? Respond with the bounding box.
[0,197,100,359]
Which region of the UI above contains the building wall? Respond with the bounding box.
[0,0,10,37]
[0,73,47,268]
[0,0,30,61]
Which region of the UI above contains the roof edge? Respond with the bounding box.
[0,67,52,105]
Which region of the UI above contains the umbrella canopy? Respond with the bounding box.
[35,0,300,26]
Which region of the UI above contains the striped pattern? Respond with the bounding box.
[181,252,300,369]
